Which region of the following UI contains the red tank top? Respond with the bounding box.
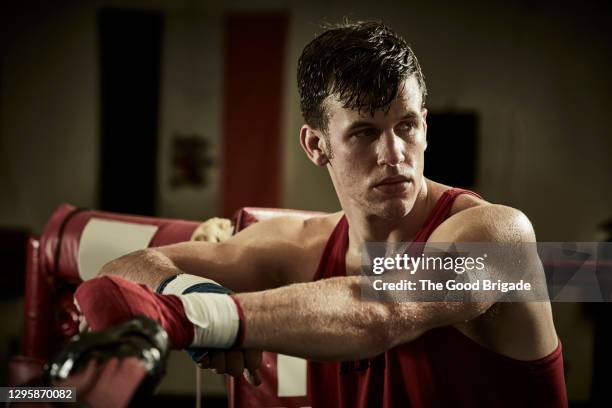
[307,188,568,408]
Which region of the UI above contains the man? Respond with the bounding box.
[77,21,567,406]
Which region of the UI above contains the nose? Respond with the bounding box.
[376,131,405,167]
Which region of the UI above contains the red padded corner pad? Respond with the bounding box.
[17,204,202,371]
[22,237,54,359]
[10,237,53,385]
[16,204,327,401]
[38,204,202,283]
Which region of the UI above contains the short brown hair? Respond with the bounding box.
[297,21,427,133]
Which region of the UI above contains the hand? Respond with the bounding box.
[198,349,262,386]
[191,217,233,243]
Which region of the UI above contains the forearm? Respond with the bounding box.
[96,241,271,293]
[235,275,493,361]
[97,252,489,361]
[236,276,404,361]
[98,249,179,290]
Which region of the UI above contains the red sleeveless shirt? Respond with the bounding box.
[306,188,568,408]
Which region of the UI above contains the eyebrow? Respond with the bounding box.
[345,112,420,132]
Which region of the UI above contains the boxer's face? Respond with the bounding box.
[322,76,427,219]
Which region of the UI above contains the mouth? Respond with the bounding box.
[373,176,413,195]
[374,175,412,186]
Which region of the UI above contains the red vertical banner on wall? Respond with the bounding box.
[221,14,289,217]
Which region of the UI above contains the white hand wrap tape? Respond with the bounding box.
[162,274,239,348]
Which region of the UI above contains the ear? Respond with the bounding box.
[421,108,428,150]
[300,125,329,166]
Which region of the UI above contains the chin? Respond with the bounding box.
[374,199,412,220]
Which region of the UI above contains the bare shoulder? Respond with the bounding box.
[432,195,557,359]
[228,211,343,284]
[431,200,535,243]
[303,211,345,239]
[230,211,342,245]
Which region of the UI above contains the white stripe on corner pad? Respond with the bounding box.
[277,354,307,397]
[78,218,158,281]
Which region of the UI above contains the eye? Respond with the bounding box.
[397,121,417,132]
[351,127,379,138]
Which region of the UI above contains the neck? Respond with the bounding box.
[344,179,432,254]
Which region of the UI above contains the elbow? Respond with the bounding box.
[97,249,145,277]
[97,248,167,286]
[97,255,121,277]
[376,303,428,350]
[354,302,422,357]
[96,248,177,290]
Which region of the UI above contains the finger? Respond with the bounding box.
[243,349,262,371]
[224,350,245,378]
[210,351,226,374]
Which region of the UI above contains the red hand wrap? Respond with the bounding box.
[75,276,194,349]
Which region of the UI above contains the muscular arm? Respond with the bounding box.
[98,216,309,292]
[236,205,539,361]
[100,205,540,361]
